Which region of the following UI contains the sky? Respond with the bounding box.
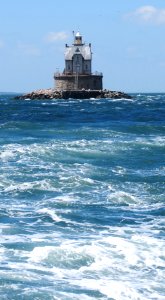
[0,0,165,93]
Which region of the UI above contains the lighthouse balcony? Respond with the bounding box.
[54,71,103,77]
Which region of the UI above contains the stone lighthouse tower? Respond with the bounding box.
[54,31,103,91]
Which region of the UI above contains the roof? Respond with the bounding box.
[65,45,92,60]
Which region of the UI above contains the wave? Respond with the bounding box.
[0,93,164,299]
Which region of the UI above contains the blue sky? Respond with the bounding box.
[0,0,165,93]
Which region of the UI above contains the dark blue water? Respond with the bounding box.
[0,93,164,299]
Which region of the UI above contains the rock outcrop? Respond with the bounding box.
[15,89,132,100]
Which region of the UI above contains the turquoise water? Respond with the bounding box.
[0,93,164,299]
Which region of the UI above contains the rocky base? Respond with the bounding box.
[15,89,132,100]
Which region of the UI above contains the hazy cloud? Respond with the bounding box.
[17,42,40,56]
[127,6,165,25]
[45,31,69,43]
[0,39,5,48]
[159,61,165,68]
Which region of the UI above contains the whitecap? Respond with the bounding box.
[0,150,16,161]
[107,190,139,205]
[4,179,58,193]
[37,208,62,222]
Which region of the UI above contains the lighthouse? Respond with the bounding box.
[54,31,103,91]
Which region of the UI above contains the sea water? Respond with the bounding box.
[0,93,164,300]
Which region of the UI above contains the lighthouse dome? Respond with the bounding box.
[75,31,81,37]
[74,31,83,45]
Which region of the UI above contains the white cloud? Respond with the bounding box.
[127,6,165,25]
[45,31,69,43]
[17,42,40,56]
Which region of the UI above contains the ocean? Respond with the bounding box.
[0,93,164,300]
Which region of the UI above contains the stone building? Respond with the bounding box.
[54,32,103,91]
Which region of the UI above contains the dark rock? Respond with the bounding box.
[14,89,132,100]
